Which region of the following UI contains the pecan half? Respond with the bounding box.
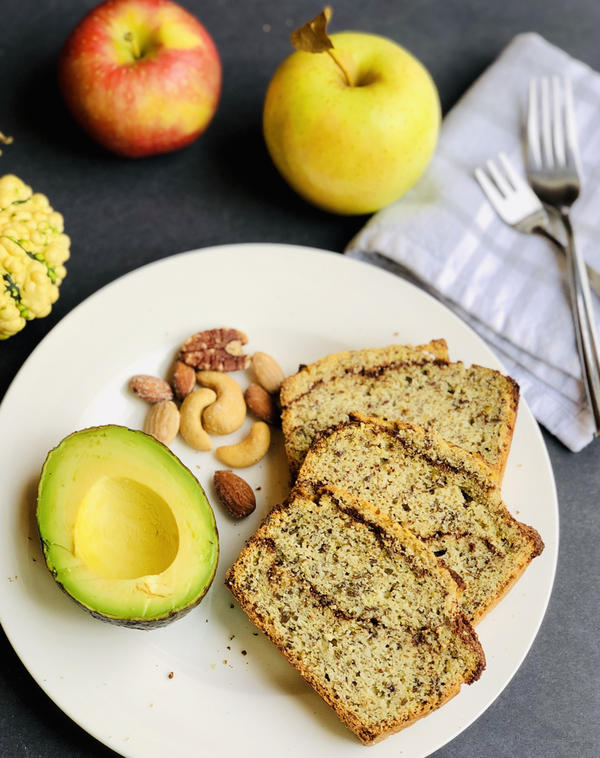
[179,328,250,371]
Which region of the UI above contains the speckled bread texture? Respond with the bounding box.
[225,485,485,745]
[280,339,518,480]
[297,415,544,624]
[280,339,450,402]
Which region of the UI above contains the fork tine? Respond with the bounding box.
[498,152,526,190]
[552,76,566,166]
[474,166,504,209]
[485,158,512,197]
[527,79,542,169]
[540,77,554,167]
[563,76,581,171]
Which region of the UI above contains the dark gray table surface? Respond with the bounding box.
[1,1,599,756]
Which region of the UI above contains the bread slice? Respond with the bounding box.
[296,415,544,624]
[225,485,485,744]
[280,339,518,479]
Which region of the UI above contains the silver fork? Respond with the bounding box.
[474,152,600,296]
[526,75,600,434]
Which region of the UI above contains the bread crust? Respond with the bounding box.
[280,339,450,406]
[467,519,545,624]
[281,344,519,479]
[297,416,544,625]
[476,368,520,481]
[226,485,486,745]
[227,558,475,745]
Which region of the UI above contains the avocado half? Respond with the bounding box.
[36,425,219,629]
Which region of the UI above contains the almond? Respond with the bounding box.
[244,383,279,425]
[252,352,285,394]
[130,375,173,403]
[213,470,256,519]
[172,360,196,399]
[144,400,180,445]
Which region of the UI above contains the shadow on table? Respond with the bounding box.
[13,57,117,161]
[209,116,299,207]
[208,114,371,249]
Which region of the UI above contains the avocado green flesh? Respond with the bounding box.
[37,426,219,624]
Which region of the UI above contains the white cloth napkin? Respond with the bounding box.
[346,32,600,452]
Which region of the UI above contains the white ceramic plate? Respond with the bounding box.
[0,244,558,758]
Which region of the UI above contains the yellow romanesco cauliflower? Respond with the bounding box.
[0,174,70,339]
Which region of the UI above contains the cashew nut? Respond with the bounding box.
[196,371,246,435]
[216,422,271,468]
[179,388,217,450]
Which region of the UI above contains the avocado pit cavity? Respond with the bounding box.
[73,476,179,581]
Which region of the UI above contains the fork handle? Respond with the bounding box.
[561,211,600,434]
[536,209,600,298]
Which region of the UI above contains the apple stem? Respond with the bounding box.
[123,31,141,60]
[327,49,352,87]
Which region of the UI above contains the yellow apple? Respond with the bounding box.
[263,32,440,215]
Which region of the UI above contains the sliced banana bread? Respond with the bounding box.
[280,340,518,479]
[225,485,485,744]
[296,415,544,624]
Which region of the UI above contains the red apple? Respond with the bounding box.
[58,0,221,157]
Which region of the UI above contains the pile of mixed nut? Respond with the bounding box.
[128,327,284,519]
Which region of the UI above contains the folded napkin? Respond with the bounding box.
[346,32,600,452]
